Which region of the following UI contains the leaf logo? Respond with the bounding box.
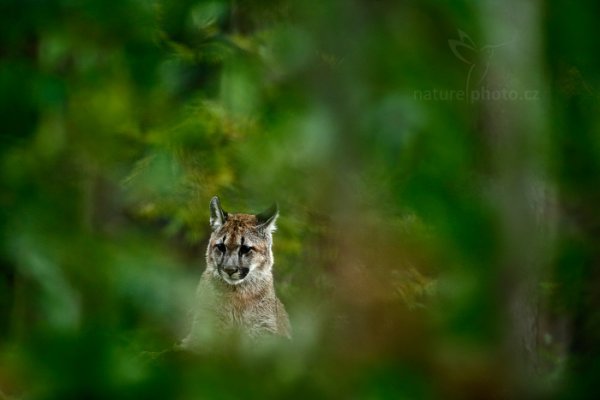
[449,30,512,101]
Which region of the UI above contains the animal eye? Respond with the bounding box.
[239,245,252,255]
[216,243,226,253]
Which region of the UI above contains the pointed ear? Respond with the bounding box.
[209,196,227,231]
[256,203,279,233]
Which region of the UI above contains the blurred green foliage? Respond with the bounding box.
[1,0,600,399]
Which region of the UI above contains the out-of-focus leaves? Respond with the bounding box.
[1,0,598,399]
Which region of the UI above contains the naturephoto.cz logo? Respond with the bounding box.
[414,30,540,103]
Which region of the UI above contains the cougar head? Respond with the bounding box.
[206,196,278,285]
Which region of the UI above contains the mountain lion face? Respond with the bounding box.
[206,197,278,285]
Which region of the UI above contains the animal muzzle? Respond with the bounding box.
[221,265,250,280]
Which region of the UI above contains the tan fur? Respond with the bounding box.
[180,199,290,349]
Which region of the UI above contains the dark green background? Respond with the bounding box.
[1,0,599,398]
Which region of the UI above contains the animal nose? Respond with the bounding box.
[223,266,237,276]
